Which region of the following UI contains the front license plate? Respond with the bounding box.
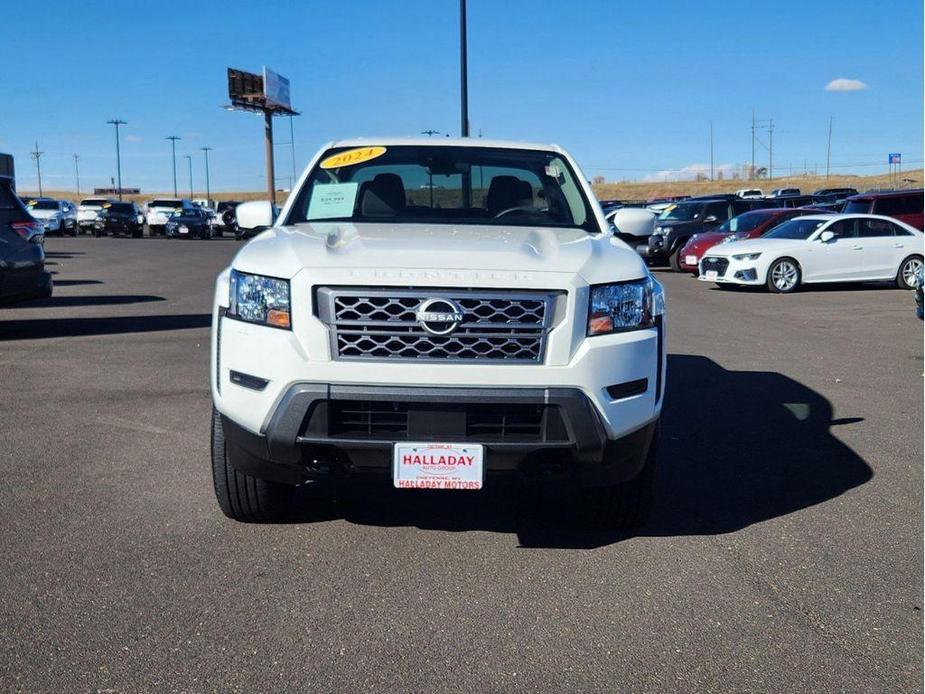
[179,225,189,234]
[685,255,697,266]
[393,443,484,490]
[705,270,718,280]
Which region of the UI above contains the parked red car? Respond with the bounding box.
[842,189,923,230]
[677,207,824,274]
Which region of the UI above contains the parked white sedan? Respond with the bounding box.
[699,214,924,293]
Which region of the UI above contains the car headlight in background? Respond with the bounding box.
[588,276,664,336]
[732,252,761,261]
[228,269,291,329]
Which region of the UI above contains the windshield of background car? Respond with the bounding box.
[658,202,704,221]
[80,199,106,207]
[29,200,58,210]
[286,145,598,232]
[763,218,827,240]
[717,212,769,234]
[151,200,183,208]
[107,203,135,214]
[842,199,873,214]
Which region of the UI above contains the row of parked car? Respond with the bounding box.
[17,196,257,241]
[605,188,924,299]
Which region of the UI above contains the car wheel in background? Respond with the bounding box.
[767,258,801,293]
[896,255,923,290]
[211,407,295,522]
[668,248,682,272]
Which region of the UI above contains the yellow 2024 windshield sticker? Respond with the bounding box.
[319,146,387,170]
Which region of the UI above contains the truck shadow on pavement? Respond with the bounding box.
[0,313,211,340]
[1,294,164,309]
[303,354,873,549]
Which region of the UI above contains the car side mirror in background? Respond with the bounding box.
[236,200,276,230]
[820,230,835,243]
[703,215,717,224]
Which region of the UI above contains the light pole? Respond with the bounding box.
[460,0,469,137]
[166,136,181,196]
[73,154,81,197]
[201,147,212,204]
[107,119,127,200]
[184,154,193,199]
[288,116,297,187]
[30,141,44,197]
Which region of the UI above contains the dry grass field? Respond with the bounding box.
[21,169,922,207]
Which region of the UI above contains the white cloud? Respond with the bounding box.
[824,78,868,92]
[643,163,737,182]
[125,134,143,143]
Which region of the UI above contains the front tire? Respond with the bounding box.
[767,258,801,293]
[896,255,923,290]
[579,430,657,530]
[211,407,294,522]
[668,247,683,272]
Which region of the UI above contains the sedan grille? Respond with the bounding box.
[700,257,729,277]
[316,287,560,363]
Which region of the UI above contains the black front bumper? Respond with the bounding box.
[220,384,657,489]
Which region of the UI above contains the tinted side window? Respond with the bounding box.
[890,222,914,236]
[875,194,921,216]
[858,218,895,237]
[706,202,730,220]
[827,219,858,238]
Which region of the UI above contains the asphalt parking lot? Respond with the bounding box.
[0,236,921,692]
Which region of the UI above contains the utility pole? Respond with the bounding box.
[825,116,832,179]
[460,0,469,137]
[184,154,193,199]
[751,110,755,180]
[768,119,774,181]
[73,154,80,197]
[166,136,181,196]
[709,120,714,181]
[30,141,44,197]
[201,147,212,204]
[107,119,127,200]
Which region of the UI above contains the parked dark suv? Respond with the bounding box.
[165,207,213,239]
[94,202,144,237]
[642,195,776,270]
[842,190,924,230]
[0,154,52,304]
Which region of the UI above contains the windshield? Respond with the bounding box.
[106,203,135,214]
[287,145,597,231]
[716,212,769,235]
[763,218,827,240]
[151,199,183,208]
[80,199,106,207]
[842,200,872,214]
[658,202,704,221]
[29,200,58,210]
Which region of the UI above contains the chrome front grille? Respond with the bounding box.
[316,287,559,363]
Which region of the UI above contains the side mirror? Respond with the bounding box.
[703,215,717,223]
[820,230,835,243]
[236,200,276,230]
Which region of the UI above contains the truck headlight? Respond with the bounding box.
[732,252,761,261]
[228,269,291,329]
[588,277,664,335]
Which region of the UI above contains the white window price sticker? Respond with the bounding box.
[307,182,359,220]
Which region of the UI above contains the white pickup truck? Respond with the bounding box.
[210,138,666,528]
[145,198,193,235]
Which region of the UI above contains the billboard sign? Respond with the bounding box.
[888,153,901,165]
[263,67,291,110]
[228,68,264,107]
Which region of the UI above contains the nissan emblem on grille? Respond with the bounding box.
[415,298,465,336]
[316,287,559,363]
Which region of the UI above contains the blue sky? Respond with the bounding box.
[2,0,922,193]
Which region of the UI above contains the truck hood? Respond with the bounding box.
[231,222,648,284]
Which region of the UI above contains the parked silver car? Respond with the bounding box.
[24,198,78,236]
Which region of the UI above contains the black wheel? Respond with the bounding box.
[668,247,683,272]
[132,227,143,238]
[67,221,78,237]
[766,257,801,293]
[211,407,294,522]
[896,255,923,290]
[578,428,657,529]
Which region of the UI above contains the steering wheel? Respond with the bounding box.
[492,205,541,219]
